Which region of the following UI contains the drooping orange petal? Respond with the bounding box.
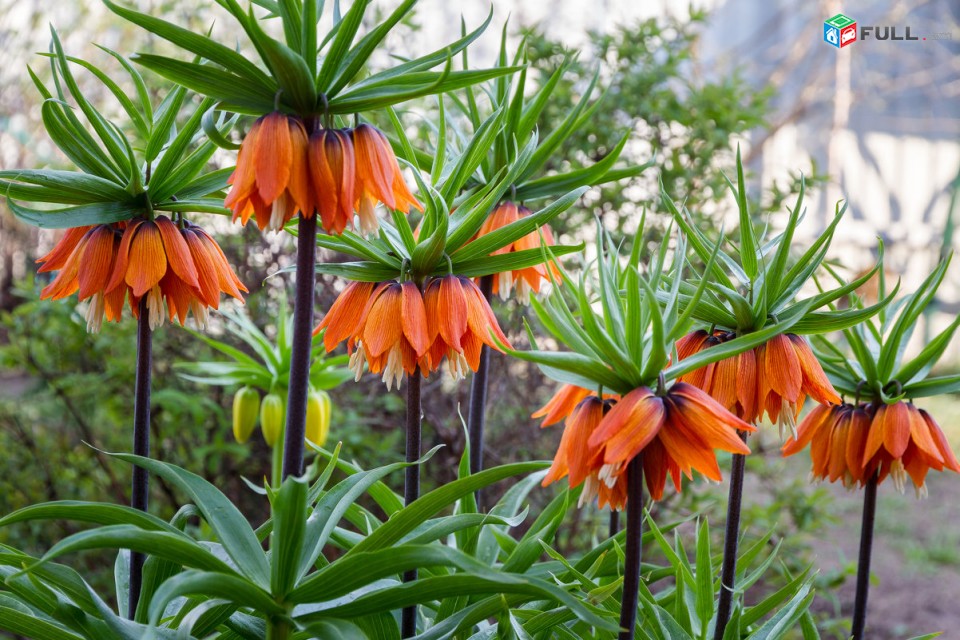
[667,383,756,447]
[182,229,221,307]
[435,275,468,351]
[764,334,802,401]
[105,220,141,294]
[862,404,888,465]
[124,221,168,297]
[77,225,118,300]
[789,334,841,405]
[543,397,605,487]
[37,225,93,272]
[362,283,403,357]
[103,281,127,322]
[642,437,671,501]
[920,409,960,473]
[255,113,293,204]
[782,403,835,456]
[827,411,852,482]
[316,281,375,350]
[155,216,199,290]
[880,402,911,458]
[224,119,261,212]
[707,354,738,411]
[400,281,429,356]
[564,398,605,487]
[461,276,511,349]
[533,384,592,427]
[591,389,666,466]
[846,407,872,483]
[657,419,723,482]
[736,348,758,422]
[286,118,313,218]
[906,403,944,465]
[353,123,396,210]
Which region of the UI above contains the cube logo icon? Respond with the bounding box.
[824,13,857,48]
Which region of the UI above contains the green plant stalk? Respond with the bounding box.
[401,366,423,638]
[618,453,644,640]
[714,441,747,640]
[128,298,152,619]
[271,428,285,489]
[851,471,879,640]
[266,617,291,640]
[466,274,494,507]
[281,213,318,479]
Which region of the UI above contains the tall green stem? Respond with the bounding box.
[128,299,152,619]
[281,213,318,479]
[401,367,422,638]
[266,618,291,640]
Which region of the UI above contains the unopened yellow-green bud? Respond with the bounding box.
[305,390,332,446]
[232,386,261,444]
[260,392,285,447]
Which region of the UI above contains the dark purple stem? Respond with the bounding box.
[714,434,748,640]
[401,367,423,637]
[281,213,318,479]
[618,454,644,640]
[851,471,879,640]
[128,299,152,619]
[467,275,493,507]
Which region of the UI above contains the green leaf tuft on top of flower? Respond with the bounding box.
[105,0,514,118]
[1,37,247,332]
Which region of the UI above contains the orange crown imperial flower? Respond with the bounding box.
[315,275,511,387]
[225,112,312,232]
[39,217,246,332]
[677,330,841,437]
[226,118,421,236]
[421,275,512,379]
[544,383,755,509]
[107,216,246,330]
[308,128,356,235]
[476,201,560,304]
[316,280,429,390]
[543,397,626,510]
[37,223,128,333]
[532,383,620,427]
[351,123,422,235]
[785,401,960,497]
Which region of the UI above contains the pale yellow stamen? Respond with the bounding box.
[445,349,469,381]
[498,271,514,301]
[515,278,533,305]
[85,292,105,334]
[382,343,404,391]
[189,299,209,330]
[268,193,289,231]
[349,343,366,381]
[357,196,379,236]
[147,285,164,331]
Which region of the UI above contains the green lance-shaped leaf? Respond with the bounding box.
[148,570,284,627]
[106,453,271,589]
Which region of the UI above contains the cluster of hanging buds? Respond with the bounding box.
[225,113,421,234]
[37,216,246,332]
[316,276,511,389]
[783,399,960,497]
[475,201,561,304]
